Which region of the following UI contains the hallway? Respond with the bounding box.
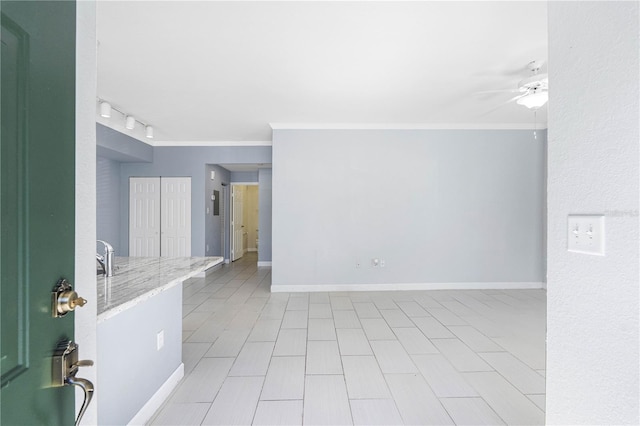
[150,253,545,425]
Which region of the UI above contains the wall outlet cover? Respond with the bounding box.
[568,214,605,256]
[156,330,164,351]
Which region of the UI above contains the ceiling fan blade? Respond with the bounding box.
[474,88,522,95]
[478,93,528,116]
[504,93,528,104]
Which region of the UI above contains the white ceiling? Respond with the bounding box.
[96,1,548,143]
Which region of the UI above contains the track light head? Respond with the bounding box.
[145,125,154,139]
[125,115,136,130]
[100,102,112,118]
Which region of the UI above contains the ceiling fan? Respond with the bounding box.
[514,60,548,109]
[481,60,549,111]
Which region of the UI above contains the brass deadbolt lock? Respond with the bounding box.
[52,278,87,318]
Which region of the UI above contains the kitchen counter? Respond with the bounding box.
[97,256,223,322]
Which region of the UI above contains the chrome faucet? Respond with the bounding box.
[96,240,114,277]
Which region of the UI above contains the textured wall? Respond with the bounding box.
[272,129,545,289]
[547,2,639,424]
[96,157,122,253]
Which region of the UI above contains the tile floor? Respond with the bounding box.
[150,253,546,425]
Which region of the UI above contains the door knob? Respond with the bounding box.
[52,278,87,317]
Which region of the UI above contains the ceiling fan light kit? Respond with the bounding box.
[517,90,548,109]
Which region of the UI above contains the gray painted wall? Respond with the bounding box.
[231,171,259,182]
[272,129,545,288]
[97,284,182,425]
[97,123,153,163]
[120,146,272,256]
[258,169,272,263]
[204,164,231,258]
[96,157,122,254]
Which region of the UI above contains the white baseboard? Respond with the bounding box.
[247,248,257,252]
[224,258,230,264]
[127,363,184,426]
[257,261,272,267]
[194,263,222,278]
[270,282,545,292]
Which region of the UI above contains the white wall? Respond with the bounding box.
[547,2,639,424]
[75,2,98,424]
[272,129,545,290]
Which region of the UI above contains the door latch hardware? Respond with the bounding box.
[52,340,94,426]
[52,278,87,318]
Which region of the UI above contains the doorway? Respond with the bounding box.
[230,183,259,262]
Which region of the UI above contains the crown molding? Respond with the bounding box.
[150,140,272,147]
[270,122,548,131]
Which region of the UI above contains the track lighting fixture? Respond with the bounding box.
[100,101,112,118]
[97,99,155,139]
[125,115,136,130]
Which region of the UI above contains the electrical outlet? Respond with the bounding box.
[568,215,605,255]
[156,330,164,351]
[355,261,361,269]
[380,259,385,267]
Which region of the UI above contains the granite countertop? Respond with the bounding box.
[97,256,223,322]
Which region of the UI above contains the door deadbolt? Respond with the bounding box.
[52,278,87,318]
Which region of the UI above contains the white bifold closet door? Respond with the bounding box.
[129,177,191,257]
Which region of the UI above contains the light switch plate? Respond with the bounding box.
[568,215,605,255]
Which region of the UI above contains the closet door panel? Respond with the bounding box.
[129,177,161,256]
[161,177,191,257]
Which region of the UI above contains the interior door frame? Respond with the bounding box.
[230,182,258,262]
[74,2,98,423]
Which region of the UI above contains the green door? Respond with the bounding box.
[1,1,77,424]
